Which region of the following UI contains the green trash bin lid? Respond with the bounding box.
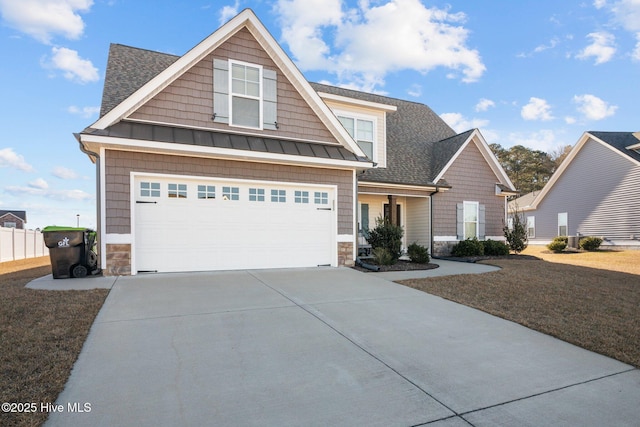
[43,226,90,232]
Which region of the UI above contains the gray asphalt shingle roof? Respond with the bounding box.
[96,43,475,186]
[589,131,640,163]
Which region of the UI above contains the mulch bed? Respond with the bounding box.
[352,259,439,273]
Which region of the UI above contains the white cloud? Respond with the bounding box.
[5,185,92,201]
[609,0,640,32]
[0,0,93,44]
[565,116,577,124]
[48,47,99,83]
[407,84,422,97]
[508,129,563,153]
[573,94,618,120]
[68,105,100,118]
[219,0,239,26]
[594,0,608,9]
[29,178,49,189]
[576,31,616,64]
[521,97,554,121]
[0,148,34,172]
[440,112,489,133]
[275,0,485,91]
[52,166,79,180]
[475,98,495,112]
[633,33,640,61]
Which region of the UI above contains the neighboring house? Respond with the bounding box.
[0,210,26,229]
[509,131,640,248]
[77,9,516,275]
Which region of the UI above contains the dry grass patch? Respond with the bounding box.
[0,263,108,427]
[523,245,640,275]
[398,257,640,368]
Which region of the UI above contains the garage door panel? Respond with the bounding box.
[134,176,336,273]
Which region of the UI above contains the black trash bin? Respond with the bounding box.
[43,226,98,279]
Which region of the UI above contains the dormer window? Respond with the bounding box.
[213,58,277,130]
[337,114,375,160]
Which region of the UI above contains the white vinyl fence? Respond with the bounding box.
[0,227,49,263]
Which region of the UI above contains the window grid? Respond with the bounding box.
[222,186,240,201]
[168,183,187,199]
[197,185,216,199]
[294,190,309,204]
[314,192,329,205]
[140,182,160,197]
[249,188,265,202]
[271,189,286,203]
[463,201,479,240]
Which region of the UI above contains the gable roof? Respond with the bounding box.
[89,8,365,158]
[0,210,26,222]
[511,131,640,211]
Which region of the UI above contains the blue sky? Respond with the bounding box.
[1,0,638,229]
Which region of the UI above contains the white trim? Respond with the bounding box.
[90,9,367,158]
[317,92,397,112]
[337,234,354,243]
[99,147,107,269]
[463,200,480,240]
[359,181,440,192]
[81,134,372,170]
[485,235,505,241]
[434,236,458,241]
[104,233,132,244]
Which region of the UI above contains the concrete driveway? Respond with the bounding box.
[46,267,639,426]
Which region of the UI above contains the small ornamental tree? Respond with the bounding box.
[366,216,404,264]
[504,208,528,253]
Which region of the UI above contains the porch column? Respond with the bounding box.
[387,195,397,225]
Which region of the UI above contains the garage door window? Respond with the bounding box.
[271,189,286,203]
[222,186,239,201]
[249,188,265,202]
[140,182,160,197]
[197,185,216,199]
[314,192,328,205]
[295,191,309,204]
[168,183,187,199]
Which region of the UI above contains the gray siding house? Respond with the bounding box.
[510,131,640,248]
[77,9,516,275]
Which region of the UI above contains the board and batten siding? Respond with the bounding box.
[405,197,431,247]
[129,28,336,144]
[529,138,640,240]
[103,150,355,236]
[433,140,506,239]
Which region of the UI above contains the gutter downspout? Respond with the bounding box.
[428,186,440,257]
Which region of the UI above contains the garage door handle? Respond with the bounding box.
[136,201,157,204]
[316,208,332,211]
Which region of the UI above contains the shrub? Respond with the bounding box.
[580,236,603,251]
[547,240,567,253]
[482,239,510,256]
[504,209,528,253]
[372,247,395,265]
[451,237,484,257]
[407,242,430,264]
[553,236,568,244]
[366,217,404,263]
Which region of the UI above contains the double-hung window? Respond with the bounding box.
[527,216,536,238]
[558,213,568,236]
[230,61,261,128]
[463,201,479,239]
[337,114,375,160]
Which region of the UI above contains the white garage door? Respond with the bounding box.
[133,175,336,273]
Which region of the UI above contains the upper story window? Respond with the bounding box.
[213,58,277,130]
[337,114,375,160]
[231,62,261,128]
